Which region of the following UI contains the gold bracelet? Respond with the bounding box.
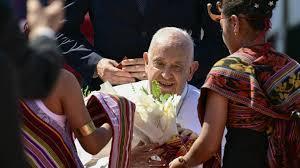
[178,156,189,168]
[74,120,96,138]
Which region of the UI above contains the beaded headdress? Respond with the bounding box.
[207,0,276,23]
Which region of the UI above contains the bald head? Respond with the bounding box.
[148,27,194,63]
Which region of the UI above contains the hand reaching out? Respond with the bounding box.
[27,0,64,39]
[96,58,136,85]
[169,157,188,168]
[121,58,147,80]
[177,124,198,139]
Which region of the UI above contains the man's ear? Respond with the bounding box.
[231,15,240,35]
[187,61,199,81]
[143,52,149,65]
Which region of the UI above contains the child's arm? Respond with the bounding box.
[60,70,112,155]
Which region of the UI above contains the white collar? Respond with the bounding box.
[176,83,188,116]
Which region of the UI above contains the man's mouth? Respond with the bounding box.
[158,81,175,92]
[159,81,173,86]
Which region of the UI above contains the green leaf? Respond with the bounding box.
[141,86,149,95]
[151,80,161,99]
[159,93,171,103]
[139,80,175,103]
[81,85,92,97]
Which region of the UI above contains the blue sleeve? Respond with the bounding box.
[57,0,102,85]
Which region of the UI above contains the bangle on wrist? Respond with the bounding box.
[75,120,96,138]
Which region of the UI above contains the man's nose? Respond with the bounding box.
[161,68,172,79]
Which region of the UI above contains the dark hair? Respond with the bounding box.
[222,0,278,31]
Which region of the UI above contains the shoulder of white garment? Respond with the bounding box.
[113,80,148,100]
[186,84,200,99]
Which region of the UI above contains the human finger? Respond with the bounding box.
[169,159,180,168]
[109,59,119,67]
[180,129,193,137]
[27,0,42,26]
[100,67,135,84]
[45,0,64,31]
[97,59,132,77]
[112,68,135,78]
[130,72,147,80]
[98,58,119,67]
[121,58,144,66]
[27,0,42,13]
[109,75,136,85]
[45,0,64,16]
[122,64,145,72]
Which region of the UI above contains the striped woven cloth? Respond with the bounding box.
[86,92,135,168]
[199,44,300,168]
[20,100,83,168]
[20,92,135,168]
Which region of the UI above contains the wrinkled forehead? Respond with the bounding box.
[150,44,193,63]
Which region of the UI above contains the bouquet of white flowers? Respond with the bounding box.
[99,81,181,145]
[133,81,181,145]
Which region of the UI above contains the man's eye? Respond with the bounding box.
[154,62,164,68]
[173,65,183,71]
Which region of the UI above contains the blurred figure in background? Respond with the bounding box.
[0,0,63,166]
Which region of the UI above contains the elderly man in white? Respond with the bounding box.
[76,27,223,167]
[115,27,201,135]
